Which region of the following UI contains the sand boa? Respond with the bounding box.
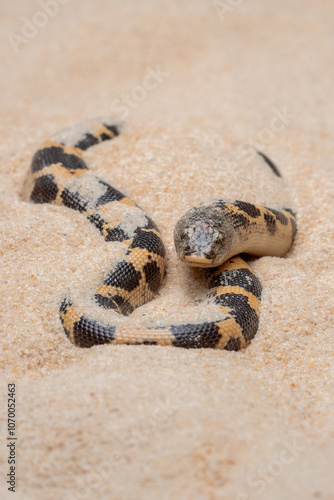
[23,118,297,350]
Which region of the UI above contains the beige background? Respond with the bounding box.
[0,1,333,499]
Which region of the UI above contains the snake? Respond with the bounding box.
[23,117,297,350]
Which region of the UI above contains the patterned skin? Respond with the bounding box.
[23,118,297,350]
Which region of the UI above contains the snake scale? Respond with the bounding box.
[23,118,297,350]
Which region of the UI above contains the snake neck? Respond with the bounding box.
[174,199,296,267]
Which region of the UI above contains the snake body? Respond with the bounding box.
[24,118,297,350]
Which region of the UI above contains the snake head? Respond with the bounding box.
[174,203,233,268]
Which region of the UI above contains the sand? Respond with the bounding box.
[0,1,334,499]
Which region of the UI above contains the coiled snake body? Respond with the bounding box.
[23,118,297,350]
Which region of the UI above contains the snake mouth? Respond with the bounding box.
[181,254,214,267]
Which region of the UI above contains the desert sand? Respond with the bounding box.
[0,1,333,499]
